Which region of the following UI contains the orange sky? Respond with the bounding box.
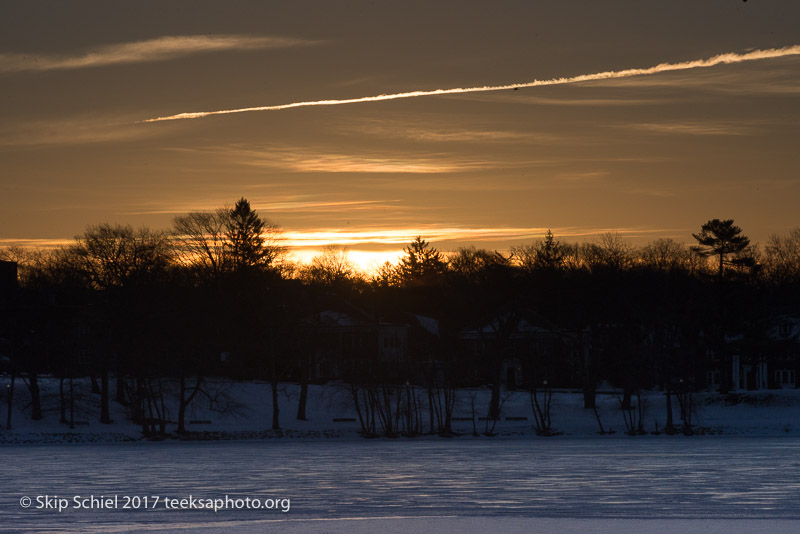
[1,1,799,271]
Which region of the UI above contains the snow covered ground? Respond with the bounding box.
[3,439,800,533]
[3,379,800,531]
[2,377,800,441]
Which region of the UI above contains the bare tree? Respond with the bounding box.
[640,238,692,272]
[172,209,231,279]
[299,245,360,286]
[68,224,173,289]
[587,232,635,271]
[765,227,800,282]
[449,246,509,279]
[63,224,173,424]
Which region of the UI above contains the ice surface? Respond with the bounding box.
[3,438,800,532]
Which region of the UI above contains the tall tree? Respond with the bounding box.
[64,224,173,424]
[692,219,751,278]
[398,236,446,285]
[225,198,282,272]
[512,230,567,272]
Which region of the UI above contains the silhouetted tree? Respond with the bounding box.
[692,219,751,278]
[300,245,360,288]
[582,232,634,272]
[640,238,692,272]
[448,246,510,282]
[225,198,283,272]
[512,230,567,272]
[68,224,173,290]
[398,237,447,286]
[172,209,231,279]
[63,224,174,424]
[765,227,800,283]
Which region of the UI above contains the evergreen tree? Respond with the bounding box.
[535,230,567,270]
[224,198,275,271]
[692,219,751,278]
[398,236,447,285]
[511,230,567,272]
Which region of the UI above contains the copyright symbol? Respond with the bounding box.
[20,496,31,508]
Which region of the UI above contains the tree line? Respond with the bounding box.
[1,198,799,437]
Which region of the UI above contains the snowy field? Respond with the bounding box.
[3,378,800,441]
[3,438,800,533]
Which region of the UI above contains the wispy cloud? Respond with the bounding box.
[0,34,320,73]
[119,199,396,216]
[0,115,171,147]
[142,45,800,122]
[343,119,560,144]
[217,146,494,174]
[0,238,72,249]
[282,225,675,249]
[554,171,611,182]
[624,121,759,136]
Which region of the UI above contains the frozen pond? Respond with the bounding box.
[3,437,800,532]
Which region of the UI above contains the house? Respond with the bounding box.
[456,310,577,388]
[767,315,800,389]
[707,315,800,391]
[298,306,409,381]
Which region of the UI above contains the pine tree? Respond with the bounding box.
[535,230,567,270]
[692,219,751,278]
[224,198,269,271]
[398,236,446,285]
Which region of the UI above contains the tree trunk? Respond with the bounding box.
[100,369,111,423]
[158,384,166,435]
[427,387,436,434]
[6,373,15,430]
[59,377,67,424]
[271,377,280,431]
[115,371,126,405]
[69,378,75,430]
[622,388,632,410]
[90,374,101,394]
[177,376,202,434]
[443,386,455,434]
[178,376,187,434]
[490,381,500,421]
[582,383,596,409]
[665,388,674,433]
[296,380,308,421]
[29,373,42,420]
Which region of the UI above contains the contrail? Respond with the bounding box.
[142,45,800,123]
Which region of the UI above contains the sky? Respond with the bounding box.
[1,1,799,271]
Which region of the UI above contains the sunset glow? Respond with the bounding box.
[2,2,799,267]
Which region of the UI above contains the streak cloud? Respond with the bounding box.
[0,34,319,72]
[143,45,800,123]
